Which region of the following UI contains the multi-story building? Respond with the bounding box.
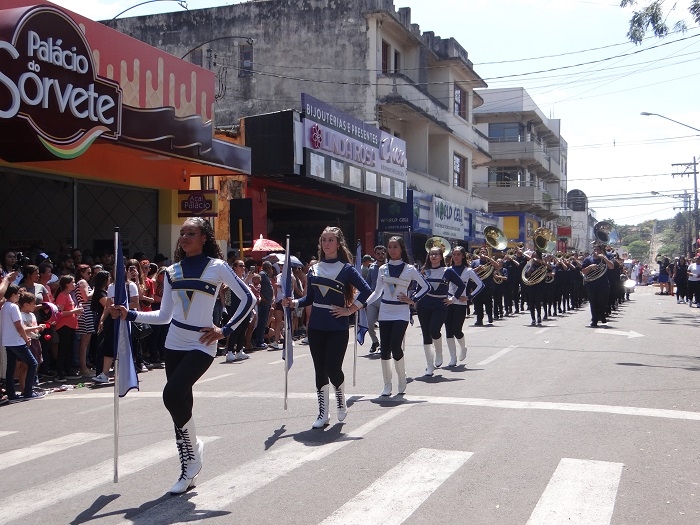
[113,0,500,259]
[472,88,568,247]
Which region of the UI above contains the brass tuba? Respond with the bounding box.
[592,221,615,246]
[521,257,548,286]
[475,226,506,280]
[532,227,555,253]
[425,236,452,259]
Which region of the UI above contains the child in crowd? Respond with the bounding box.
[1,285,45,400]
[16,291,44,392]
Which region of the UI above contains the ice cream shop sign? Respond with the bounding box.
[0,6,122,160]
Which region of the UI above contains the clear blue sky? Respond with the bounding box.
[53,0,700,226]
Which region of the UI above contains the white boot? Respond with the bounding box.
[457,336,468,362]
[423,344,434,376]
[334,383,347,421]
[394,358,407,394]
[433,338,444,368]
[446,337,457,367]
[380,359,392,396]
[170,417,203,494]
[312,384,330,428]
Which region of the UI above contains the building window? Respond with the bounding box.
[381,40,390,74]
[488,167,525,187]
[454,84,467,119]
[453,153,467,189]
[393,50,401,73]
[239,44,253,77]
[488,122,524,142]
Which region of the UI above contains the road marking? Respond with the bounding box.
[594,329,643,339]
[0,436,220,525]
[118,406,412,525]
[269,353,310,365]
[320,448,472,525]
[197,373,235,384]
[0,431,17,438]
[477,345,518,365]
[526,458,623,525]
[535,327,550,334]
[0,432,108,471]
[77,397,138,415]
[42,390,700,421]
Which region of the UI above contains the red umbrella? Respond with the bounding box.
[252,235,284,253]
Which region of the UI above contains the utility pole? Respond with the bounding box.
[672,157,698,256]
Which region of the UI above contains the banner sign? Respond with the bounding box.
[178,190,218,217]
[432,197,464,239]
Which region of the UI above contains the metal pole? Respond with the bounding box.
[694,156,698,255]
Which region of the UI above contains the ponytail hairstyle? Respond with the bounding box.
[57,275,75,295]
[174,217,223,262]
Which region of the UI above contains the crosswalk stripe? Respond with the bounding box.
[0,433,108,471]
[477,345,518,365]
[319,448,472,525]
[118,405,413,525]
[197,373,235,384]
[0,436,220,525]
[0,431,17,438]
[526,458,623,525]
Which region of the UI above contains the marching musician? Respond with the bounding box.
[581,245,615,327]
[471,247,502,326]
[522,250,547,326]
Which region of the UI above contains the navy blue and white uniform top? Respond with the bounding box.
[296,259,372,331]
[364,260,430,322]
[417,266,466,310]
[126,253,255,357]
[448,264,485,300]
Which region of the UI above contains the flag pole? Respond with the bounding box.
[283,235,290,410]
[113,227,120,483]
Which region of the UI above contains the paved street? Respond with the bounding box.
[1,284,699,525]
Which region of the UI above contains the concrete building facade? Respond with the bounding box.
[112,0,498,255]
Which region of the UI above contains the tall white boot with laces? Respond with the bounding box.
[312,384,330,428]
[334,383,347,421]
[170,417,203,494]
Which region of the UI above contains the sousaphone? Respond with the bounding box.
[425,236,452,258]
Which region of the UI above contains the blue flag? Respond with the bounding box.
[114,231,138,397]
[281,239,294,370]
[355,241,369,345]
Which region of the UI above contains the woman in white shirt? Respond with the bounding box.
[119,217,254,494]
[363,236,430,396]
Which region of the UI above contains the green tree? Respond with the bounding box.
[628,239,650,261]
[621,0,700,44]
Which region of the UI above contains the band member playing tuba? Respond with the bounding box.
[471,247,502,326]
[581,245,614,327]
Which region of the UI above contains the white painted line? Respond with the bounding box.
[0,433,108,471]
[526,458,623,525]
[320,448,472,525]
[535,327,550,334]
[119,406,412,525]
[0,436,220,525]
[0,431,17,438]
[477,345,517,366]
[77,397,138,415]
[42,390,700,422]
[197,373,235,384]
[594,329,643,339]
[269,353,310,365]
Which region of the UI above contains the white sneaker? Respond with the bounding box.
[225,351,236,363]
[93,373,109,384]
[301,337,308,345]
[237,351,250,360]
[270,342,282,350]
